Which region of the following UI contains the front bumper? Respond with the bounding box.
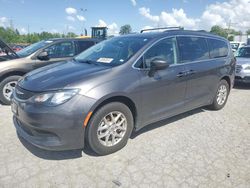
[235,65,250,83]
[12,94,96,151]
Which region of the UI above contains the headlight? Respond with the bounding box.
[31,89,79,106]
[244,65,250,70]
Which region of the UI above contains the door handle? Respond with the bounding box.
[176,72,186,77]
[187,70,196,75]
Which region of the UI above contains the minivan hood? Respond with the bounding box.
[236,57,250,65]
[18,60,111,92]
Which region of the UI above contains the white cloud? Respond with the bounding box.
[97,19,107,27]
[19,27,27,34]
[0,17,9,27]
[139,7,197,29]
[68,25,75,30]
[65,7,77,15]
[139,0,250,32]
[108,22,119,35]
[199,0,250,30]
[130,0,136,6]
[50,29,58,33]
[76,15,85,22]
[66,16,75,22]
[139,7,159,22]
[96,20,119,36]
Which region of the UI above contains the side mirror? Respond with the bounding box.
[148,59,169,77]
[37,51,49,61]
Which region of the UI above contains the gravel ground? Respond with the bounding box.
[0,85,249,188]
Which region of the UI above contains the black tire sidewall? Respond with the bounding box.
[86,102,134,155]
[0,76,21,105]
[210,80,229,110]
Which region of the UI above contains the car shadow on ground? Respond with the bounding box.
[18,135,85,160]
[233,83,250,90]
[131,107,205,139]
[18,107,205,159]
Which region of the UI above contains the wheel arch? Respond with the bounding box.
[220,75,231,90]
[87,95,138,129]
[0,70,26,83]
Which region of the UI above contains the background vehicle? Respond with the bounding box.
[0,39,19,61]
[235,46,250,83]
[76,26,108,40]
[230,41,246,53]
[0,38,100,105]
[11,29,235,155]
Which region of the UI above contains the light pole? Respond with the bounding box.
[80,8,87,36]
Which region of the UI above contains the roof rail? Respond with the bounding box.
[140,27,184,33]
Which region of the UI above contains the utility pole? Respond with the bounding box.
[80,8,87,36]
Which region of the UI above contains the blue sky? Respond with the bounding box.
[0,0,250,35]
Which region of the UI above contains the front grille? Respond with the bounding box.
[15,85,36,100]
[236,65,242,73]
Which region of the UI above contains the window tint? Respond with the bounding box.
[78,41,95,53]
[143,37,177,68]
[44,42,75,58]
[208,39,228,58]
[178,36,209,63]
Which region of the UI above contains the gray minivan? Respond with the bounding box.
[0,38,100,105]
[11,29,235,155]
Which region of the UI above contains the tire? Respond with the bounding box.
[208,79,229,110]
[86,102,134,155]
[0,76,22,105]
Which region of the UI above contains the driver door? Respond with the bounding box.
[34,41,75,68]
[136,37,187,127]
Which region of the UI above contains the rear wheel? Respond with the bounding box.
[86,102,134,155]
[209,79,229,110]
[0,76,21,105]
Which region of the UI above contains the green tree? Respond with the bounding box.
[228,35,234,41]
[0,27,77,44]
[210,25,228,38]
[119,24,132,35]
[246,29,250,35]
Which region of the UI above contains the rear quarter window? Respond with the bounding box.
[177,36,209,63]
[208,39,228,58]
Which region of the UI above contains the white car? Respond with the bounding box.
[230,41,246,53]
[235,46,250,84]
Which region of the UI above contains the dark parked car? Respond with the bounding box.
[0,38,100,104]
[11,29,235,155]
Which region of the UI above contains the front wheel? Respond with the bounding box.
[208,79,229,110]
[86,102,134,155]
[0,76,22,105]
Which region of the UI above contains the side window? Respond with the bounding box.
[143,37,177,68]
[44,42,75,58]
[177,36,209,63]
[78,41,95,53]
[208,39,228,58]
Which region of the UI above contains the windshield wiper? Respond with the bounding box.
[77,59,100,65]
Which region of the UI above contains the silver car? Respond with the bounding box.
[235,46,250,83]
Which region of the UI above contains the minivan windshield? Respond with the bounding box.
[16,40,54,57]
[236,47,250,58]
[75,36,151,66]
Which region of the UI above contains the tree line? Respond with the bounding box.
[0,27,78,44]
[1,25,250,44]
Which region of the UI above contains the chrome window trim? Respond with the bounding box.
[132,34,230,70]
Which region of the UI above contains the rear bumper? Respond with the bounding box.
[12,94,96,151]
